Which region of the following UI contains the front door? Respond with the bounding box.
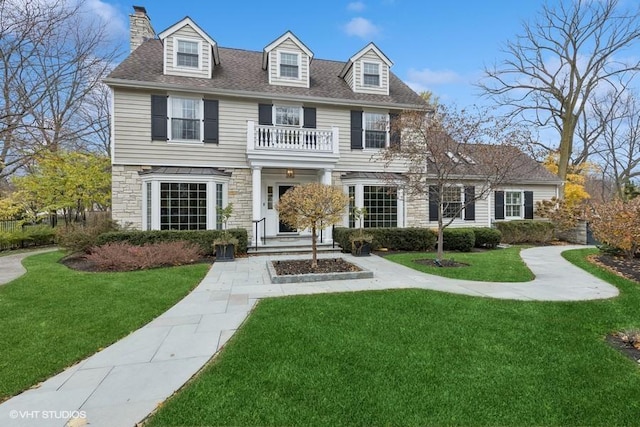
[278,185,296,233]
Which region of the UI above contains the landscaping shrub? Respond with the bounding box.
[442,228,475,252]
[333,227,437,252]
[56,218,119,253]
[494,220,555,244]
[95,229,249,255]
[86,241,204,271]
[587,197,640,259]
[0,225,56,250]
[470,227,502,248]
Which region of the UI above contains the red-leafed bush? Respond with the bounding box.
[86,241,204,271]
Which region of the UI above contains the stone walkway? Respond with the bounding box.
[0,245,619,426]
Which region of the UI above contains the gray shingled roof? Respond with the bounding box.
[106,40,426,108]
[138,166,231,176]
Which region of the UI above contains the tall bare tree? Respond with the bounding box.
[0,0,120,183]
[479,0,640,197]
[382,105,537,261]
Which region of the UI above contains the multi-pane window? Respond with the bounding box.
[363,186,397,228]
[505,191,522,217]
[216,183,223,229]
[171,97,200,141]
[280,52,299,78]
[275,106,301,126]
[363,62,380,86]
[145,182,152,231]
[364,112,387,149]
[348,186,356,228]
[442,186,462,219]
[160,182,207,230]
[176,40,199,68]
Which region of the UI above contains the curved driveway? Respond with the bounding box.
[0,245,620,427]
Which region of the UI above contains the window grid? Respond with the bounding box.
[363,186,397,228]
[275,106,300,126]
[363,62,380,86]
[280,52,299,78]
[216,183,223,229]
[348,186,355,228]
[505,191,522,217]
[364,112,387,148]
[176,40,199,68]
[171,97,200,140]
[145,182,152,231]
[160,182,207,230]
[442,187,462,219]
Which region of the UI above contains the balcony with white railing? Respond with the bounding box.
[246,121,340,166]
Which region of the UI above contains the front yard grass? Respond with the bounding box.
[0,251,209,401]
[384,246,534,282]
[147,248,640,426]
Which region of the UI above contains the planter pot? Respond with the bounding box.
[214,243,235,262]
[351,240,372,257]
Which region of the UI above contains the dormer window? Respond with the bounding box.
[279,52,299,79]
[363,62,380,86]
[176,39,200,68]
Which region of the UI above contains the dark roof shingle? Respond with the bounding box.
[107,40,426,108]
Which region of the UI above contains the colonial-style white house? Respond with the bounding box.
[105,6,560,247]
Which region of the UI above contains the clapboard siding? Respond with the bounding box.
[113,89,251,168]
[165,24,211,78]
[268,38,309,88]
[353,50,389,95]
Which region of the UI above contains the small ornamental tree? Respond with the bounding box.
[587,197,640,259]
[276,183,349,268]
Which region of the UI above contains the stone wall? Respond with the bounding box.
[111,165,143,229]
[227,168,253,239]
[556,220,588,245]
[406,194,429,228]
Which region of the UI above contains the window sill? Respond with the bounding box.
[167,140,204,145]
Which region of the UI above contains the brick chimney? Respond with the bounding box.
[129,6,155,53]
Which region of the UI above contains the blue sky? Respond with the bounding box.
[96,1,554,106]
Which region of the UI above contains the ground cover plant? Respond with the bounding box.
[0,251,209,401]
[384,246,533,282]
[147,248,640,426]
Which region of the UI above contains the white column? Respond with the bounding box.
[252,166,262,246]
[322,168,332,185]
[331,126,340,155]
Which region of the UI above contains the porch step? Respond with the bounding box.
[247,238,343,256]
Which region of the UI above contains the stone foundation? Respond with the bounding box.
[406,194,429,228]
[227,168,253,240]
[111,165,143,229]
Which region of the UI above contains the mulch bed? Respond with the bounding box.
[589,254,640,284]
[606,334,640,364]
[272,258,361,276]
[413,258,469,268]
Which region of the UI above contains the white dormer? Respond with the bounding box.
[262,31,314,88]
[158,17,220,79]
[339,43,393,95]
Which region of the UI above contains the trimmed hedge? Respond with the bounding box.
[470,227,502,249]
[0,225,56,250]
[494,220,555,244]
[442,228,475,252]
[333,227,437,252]
[95,229,249,255]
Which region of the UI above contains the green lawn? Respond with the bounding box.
[0,251,209,401]
[148,248,640,426]
[384,246,534,282]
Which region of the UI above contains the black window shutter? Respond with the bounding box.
[203,99,219,143]
[494,191,505,220]
[524,191,534,219]
[303,107,316,128]
[258,104,272,125]
[464,186,475,221]
[389,112,401,147]
[428,185,439,221]
[350,110,363,149]
[151,95,167,141]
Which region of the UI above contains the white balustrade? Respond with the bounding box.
[253,125,335,152]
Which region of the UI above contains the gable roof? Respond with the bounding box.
[106,39,426,109]
[262,31,314,70]
[339,42,393,79]
[157,17,220,66]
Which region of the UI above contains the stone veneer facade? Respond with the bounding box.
[226,168,253,239]
[111,165,144,229]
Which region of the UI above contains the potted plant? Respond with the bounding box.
[350,207,373,256]
[212,203,238,262]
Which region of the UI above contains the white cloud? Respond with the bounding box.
[344,17,380,39]
[347,1,366,12]
[82,0,128,39]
